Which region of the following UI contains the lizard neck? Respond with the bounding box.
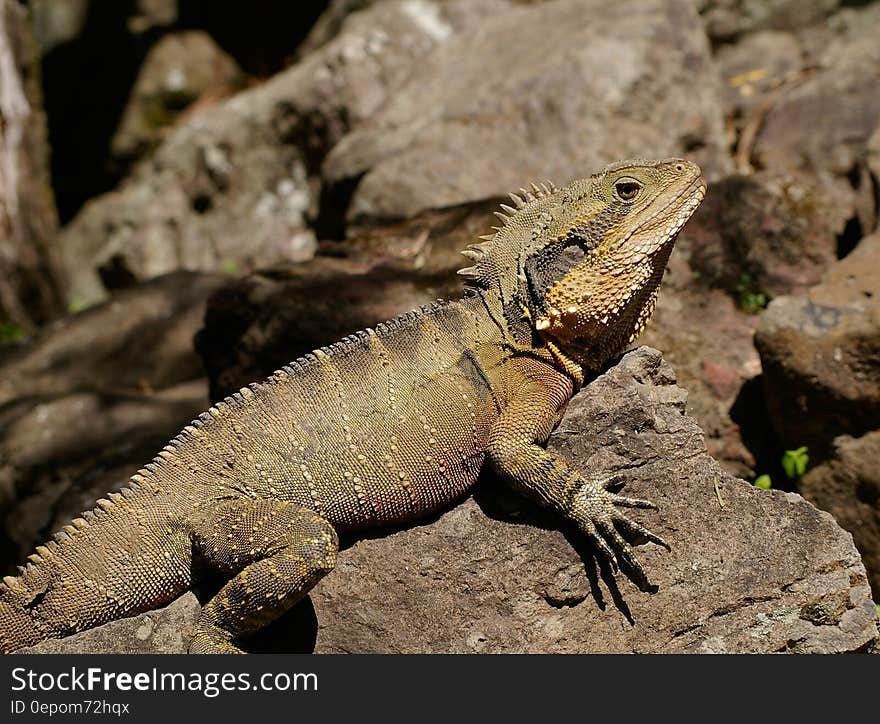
[534,245,670,376]
[470,284,586,389]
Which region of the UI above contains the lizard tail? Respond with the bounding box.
[0,480,193,653]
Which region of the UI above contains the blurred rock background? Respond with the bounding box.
[0,0,878,648]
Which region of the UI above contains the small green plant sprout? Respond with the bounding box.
[735,272,770,314]
[754,474,772,490]
[0,321,25,342]
[781,446,809,479]
[221,260,239,275]
[67,298,89,314]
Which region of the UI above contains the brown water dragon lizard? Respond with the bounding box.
[0,158,706,653]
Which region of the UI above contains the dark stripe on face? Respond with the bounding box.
[502,297,534,345]
[520,202,628,322]
[523,238,584,317]
[566,200,627,248]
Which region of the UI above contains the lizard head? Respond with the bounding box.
[460,158,705,372]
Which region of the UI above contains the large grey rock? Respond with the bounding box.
[22,348,879,653]
[714,30,802,121]
[710,4,880,247]
[296,0,376,57]
[752,5,880,184]
[324,0,730,225]
[21,593,201,655]
[58,86,317,310]
[684,171,844,298]
[59,0,501,309]
[298,0,515,59]
[755,232,880,458]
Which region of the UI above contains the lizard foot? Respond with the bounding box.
[573,479,669,584]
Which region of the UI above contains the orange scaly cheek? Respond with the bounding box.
[541,261,654,340]
[543,270,601,339]
[547,267,595,320]
[537,303,589,342]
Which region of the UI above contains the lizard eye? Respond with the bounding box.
[615,180,641,202]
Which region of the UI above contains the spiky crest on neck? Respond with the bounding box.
[457,181,563,329]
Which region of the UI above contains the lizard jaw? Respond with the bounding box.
[540,170,706,355]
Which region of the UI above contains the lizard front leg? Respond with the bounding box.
[486,363,668,582]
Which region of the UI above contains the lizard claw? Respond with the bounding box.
[605,492,657,509]
[574,483,667,582]
[581,519,618,572]
[616,515,670,550]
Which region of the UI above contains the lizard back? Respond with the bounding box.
[185,293,507,531]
